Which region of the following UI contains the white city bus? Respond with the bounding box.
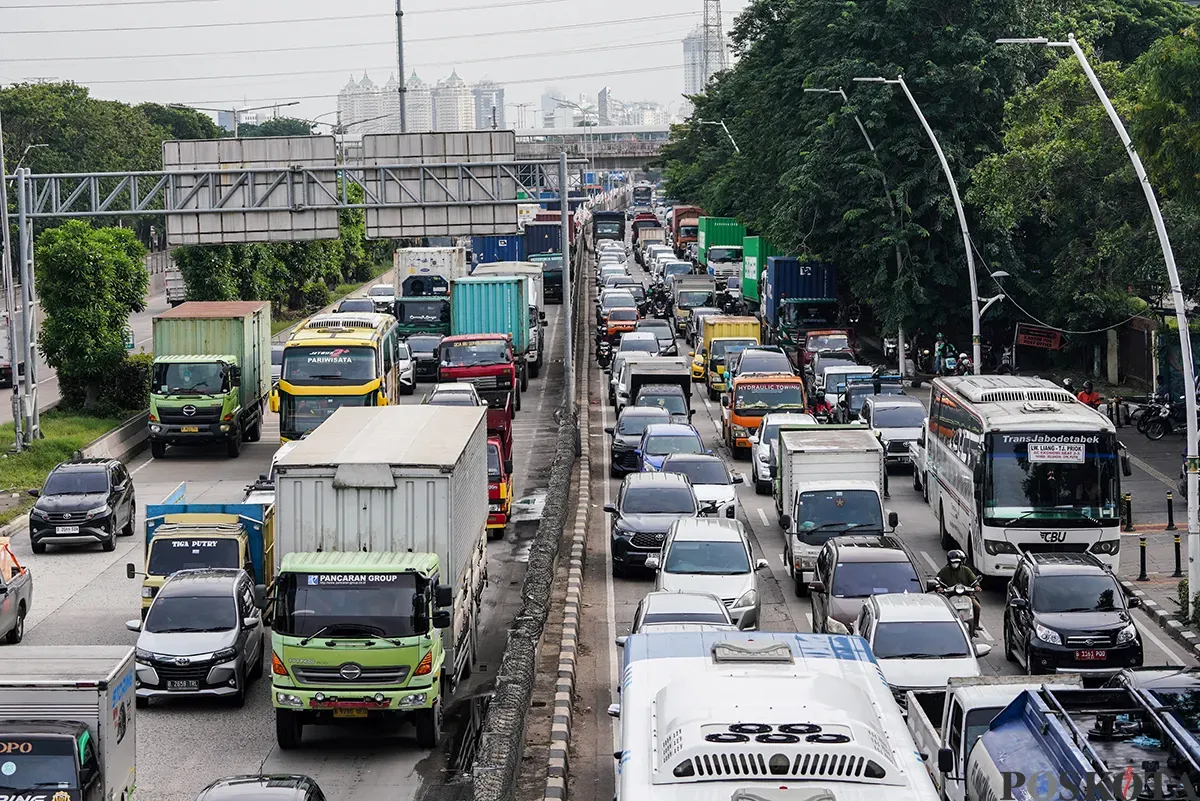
[612,631,940,801]
[927,375,1129,578]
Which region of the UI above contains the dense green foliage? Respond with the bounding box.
[236,118,315,137]
[35,221,148,410]
[661,0,1200,343]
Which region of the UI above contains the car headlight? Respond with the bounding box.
[29,507,47,519]
[135,648,156,662]
[1034,623,1062,645]
[735,589,758,608]
[1116,623,1139,645]
[84,505,110,520]
[757,449,770,463]
[213,647,238,663]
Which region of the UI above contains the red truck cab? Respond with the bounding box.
[487,435,514,539]
[439,333,522,412]
[798,328,858,370]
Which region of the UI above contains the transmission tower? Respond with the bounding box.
[701,0,728,83]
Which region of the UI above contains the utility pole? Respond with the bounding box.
[0,112,23,451]
[396,0,407,132]
[559,151,573,398]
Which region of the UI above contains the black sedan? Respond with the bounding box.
[604,407,671,477]
[406,334,444,382]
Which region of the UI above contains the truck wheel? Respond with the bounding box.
[247,417,262,443]
[414,691,443,749]
[754,479,770,495]
[6,603,25,644]
[794,572,806,598]
[514,388,522,413]
[227,430,243,458]
[275,709,304,750]
[520,364,529,392]
[150,441,167,459]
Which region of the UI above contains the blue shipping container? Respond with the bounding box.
[524,223,563,256]
[450,276,531,354]
[762,257,837,325]
[472,235,525,265]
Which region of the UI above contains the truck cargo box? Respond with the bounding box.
[394,247,469,297]
[471,234,525,265]
[450,275,532,355]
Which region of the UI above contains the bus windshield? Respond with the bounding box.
[985,432,1120,525]
[282,346,377,384]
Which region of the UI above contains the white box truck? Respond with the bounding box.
[269,405,488,750]
[0,646,136,801]
[394,247,469,297]
[774,427,895,596]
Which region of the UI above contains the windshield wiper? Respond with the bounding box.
[802,522,868,534]
[302,374,350,380]
[299,623,384,646]
[883,652,966,660]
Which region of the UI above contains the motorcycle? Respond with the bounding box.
[883,336,897,361]
[651,299,668,318]
[996,346,1013,374]
[1143,399,1182,441]
[940,353,958,376]
[954,356,973,376]
[596,329,613,369]
[813,411,832,424]
[931,579,979,635]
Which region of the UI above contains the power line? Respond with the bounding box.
[0,12,697,52]
[1,0,561,8]
[76,36,689,86]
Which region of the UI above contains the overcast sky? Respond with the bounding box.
[0,0,748,128]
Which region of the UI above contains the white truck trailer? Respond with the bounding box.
[269,405,488,749]
[774,426,894,596]
[394,247,470,297]
[0,646,137,801]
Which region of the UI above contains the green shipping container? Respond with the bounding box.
[450,275,532,355]
[741,236,781,304]
[151,301,272,410]
[697,217,746,266]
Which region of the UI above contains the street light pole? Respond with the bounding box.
[396,0,407,132]
[998,34,1200,616]
[853,76,982,375]
[804,87,906,377]
[0,111,23,452]
[559,150,573,398]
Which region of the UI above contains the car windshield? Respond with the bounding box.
[619,338,658,354]
[152,360,228,394]
[663,459,729,485]
[280,392,373,439]
[645,434,703,456]
[677,291,714,307]
[441,340,508,367]
[636,393,687,416]
[147,538,241,576]
[596,221,621,236]
[145,594,238,633]
[637,322,672,338]
[368,286,393,297]
[873,405,926,428]
[808,334,850,352]
[831,561,921,598]
[43,468,107,495]
[1033,575,1124,613]
[737,354,792,374]
[795,490,885,544]
[617,285,646,300]
[711,339,757,359]
[848,384,904,412]
[396,301,450,324]
[609,309,639,322]
[642,610,729,626]
[406,335,443,353]
[282,346,376,383]
[818,356,858,377]
[665,263,691,276]
[428,392,477,407]
[664,540,750,574]
[679,225,698,238]
[338,299,375,313]
[0,737,80,789]
[602,295,636,310]
[872,621,971,659]
[273,572,420,639]
[734,382,805,413]
[622,486,697,514]
[828,370,874,393]
[985,432,1120,524]
[617,412,668,435]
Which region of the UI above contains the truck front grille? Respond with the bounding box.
[293,664,412,684]
[1018,542,1090,555]
[159,405,223,424]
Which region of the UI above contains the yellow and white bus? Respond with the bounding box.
[273,313,404,442]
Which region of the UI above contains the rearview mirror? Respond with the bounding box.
[755,558,769,570]
[125,563,137,580]
[1122,453,1133,477]
[243,616,261,629]
[808,581,825,594]
[436,585,454,608]
[615,636,628,648]
[974,642,993,658]
[888,511,899,529]
[254,584,267,609]
[604,426,615,435]
[779,514,791,529]
[1009,598,1027,610]
[748,435,758,445]
[937,747,954,775]
[603,504,618,514]
[25,489,38,498]
[732,473,744,485]
[825,618,850,635]
[125,619,142,633]
[926,579,940,592]
[720,396,729,408]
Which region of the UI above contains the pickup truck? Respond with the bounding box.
[906,675,1082,801]
[0,538,32,643]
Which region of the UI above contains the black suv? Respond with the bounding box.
[29,458,136,554]
[1004,552,1143,677]
[196,774,327,801]
[605,407,670,477]
[604,472,698,577]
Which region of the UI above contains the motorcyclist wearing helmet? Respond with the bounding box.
[810,390,834,417]
[935,549,981,636]
[1077,380,1103,409]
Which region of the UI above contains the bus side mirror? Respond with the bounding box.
[1121,453,1133,477]
[270,390,280,413]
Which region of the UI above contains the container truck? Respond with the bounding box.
[129,481,275,615]
[762,256,840,362]
[630,218,662,248]
[670,276,718,335]
[697,217,745,279]
[773,427,891,596]
[471,234,525,266]
[636,227,667,267]
[270,406,488,751]
[0,646,137,801]
[623,358,692,417]
[148,301,271,460]
[393,296,452,339]
[394,246,469,298]
[165,267,187,307]
[612,632,942,801]
[469,264,546,379]
[960,684,1200,801]
[905,675,1083,801]
[523,222,562,256]
[671,205,702,256]
[592,211,625,242]
[741,235,780,309]
[449,275,533,390]
[529,253,564,304]
[696,315,760,399]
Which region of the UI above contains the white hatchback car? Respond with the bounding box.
[423,383,483,406]
[852,593,990,701]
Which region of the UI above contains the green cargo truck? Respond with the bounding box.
[697,217,746,280]
[148,301,271,459]
[741,236,781,309]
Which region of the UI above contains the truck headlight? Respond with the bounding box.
[1034,623,1062,645]
[1116,623,1139,645]
[399,692,428,708]
[275,692,304,707]
[732,425,751,438]
[140,586,153,599]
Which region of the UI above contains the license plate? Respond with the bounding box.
[180,425,199,433]
[167,680,199,691]
[333,708,369,718]
[1076,649,1107,661]
[55,525,79,534]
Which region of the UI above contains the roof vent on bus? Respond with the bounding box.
[1021,400,1062,414]
[303,314,380,331]
[711,641,795,665]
